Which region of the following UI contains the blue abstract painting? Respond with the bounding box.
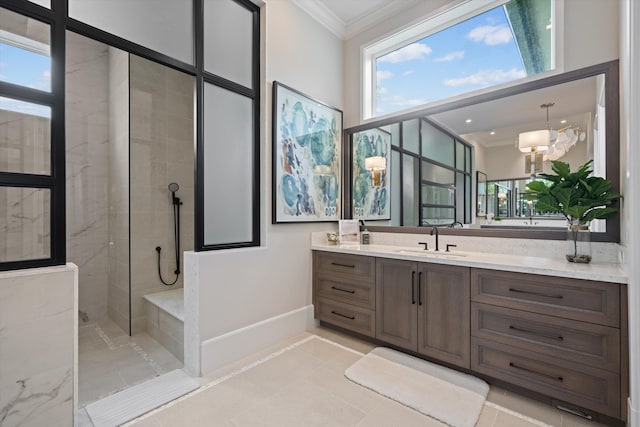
[273,82,342,223]
[352,128,391,220]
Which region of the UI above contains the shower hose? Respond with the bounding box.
[156,192,182,286]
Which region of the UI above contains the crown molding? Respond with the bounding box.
[291,0,345,39]
[291,0,419,40]
[343,0,419,40]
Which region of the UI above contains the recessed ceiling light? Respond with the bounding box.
[560,119,567,124]
[490,131,495,135]
[465,119,472,123]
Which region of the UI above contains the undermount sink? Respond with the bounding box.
[396,249,467,258]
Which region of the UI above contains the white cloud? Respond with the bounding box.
[27,69,52,91]
[434,51,465,62]
[0,96,50,118]
[376,70,394,81]
[467,25,513,45]
[402,70,414,76]
[443,68,526,87]
[378,43,432,64]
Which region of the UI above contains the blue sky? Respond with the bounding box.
[376,5,526,116]
[0,42,52,117]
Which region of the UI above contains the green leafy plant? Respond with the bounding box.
[526,160,621,225]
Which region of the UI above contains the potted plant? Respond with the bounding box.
[526,160,621,263]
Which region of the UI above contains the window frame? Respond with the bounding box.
[0,0,65,271]
[0,0,261,271]
[362,0,561,120]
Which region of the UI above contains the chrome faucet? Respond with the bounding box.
[430,226,439,251]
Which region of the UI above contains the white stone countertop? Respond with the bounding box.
[311,242,628,284]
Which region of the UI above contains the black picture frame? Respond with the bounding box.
[272,81,343,223]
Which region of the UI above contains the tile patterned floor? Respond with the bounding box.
[121,326,611,427]
[78,318,182,407]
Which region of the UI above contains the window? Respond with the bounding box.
[199,0,260,249]
[364,0,554,118]
[0,5,63,270]
[389,119,472,226]
[1,0,261,271]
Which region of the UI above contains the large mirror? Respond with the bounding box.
[344,60,619,242]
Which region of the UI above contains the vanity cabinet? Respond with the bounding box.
[313,251,376,337]
[376,258,470,368]
[470,268,625,418]
[312,250,628,420]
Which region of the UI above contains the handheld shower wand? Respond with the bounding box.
[156,183,183,286]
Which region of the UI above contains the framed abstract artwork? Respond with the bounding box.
[351,128,391,220]
[272,82,343,223]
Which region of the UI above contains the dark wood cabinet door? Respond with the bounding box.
[417,263,470,368]
[376,258,417,351]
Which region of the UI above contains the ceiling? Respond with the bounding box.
[291,0,420,39]
[431,76,598,148]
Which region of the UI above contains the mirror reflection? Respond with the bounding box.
[483,177,566,230]
[344,60,619,241]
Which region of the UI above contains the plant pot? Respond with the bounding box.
[566,224,591,263]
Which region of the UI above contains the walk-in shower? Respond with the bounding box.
[66,31,195,407]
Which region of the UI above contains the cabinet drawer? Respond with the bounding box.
[472,338,620,418]
[316,274,374,310]
[472,303,620,372]
[313,251,375,283]
[471,269,620,327]
[316,298,375,338]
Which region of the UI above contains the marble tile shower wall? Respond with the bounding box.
[129,56,195,334]
[65,33,110,322]
[0,264,77,427]
[0,111,51,262]
[108,47,131,333]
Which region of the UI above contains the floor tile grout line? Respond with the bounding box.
[122,334,320,425]
[310,335,366,357]
[485,401,558,427]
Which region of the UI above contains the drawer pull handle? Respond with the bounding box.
[331,286,355,294]
[331,310,355,320]
[508,288,564,299]
[509,362,564,382]
[331,262,356,268]
[509,325,564,341]
[411,271,416,305]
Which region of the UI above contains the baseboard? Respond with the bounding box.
[200,305,315,375]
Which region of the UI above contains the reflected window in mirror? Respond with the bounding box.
[476,171,487,217]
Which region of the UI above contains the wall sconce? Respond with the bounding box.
[365,156,386,187]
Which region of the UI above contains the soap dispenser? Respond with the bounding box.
[360,220,370,245]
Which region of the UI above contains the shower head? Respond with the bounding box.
[168,182,179,193]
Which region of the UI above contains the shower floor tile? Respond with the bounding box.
[78,318,182,407]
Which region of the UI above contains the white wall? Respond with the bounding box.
[619,1,639,424]
[343,0,620,127]
[186,0,343,376]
